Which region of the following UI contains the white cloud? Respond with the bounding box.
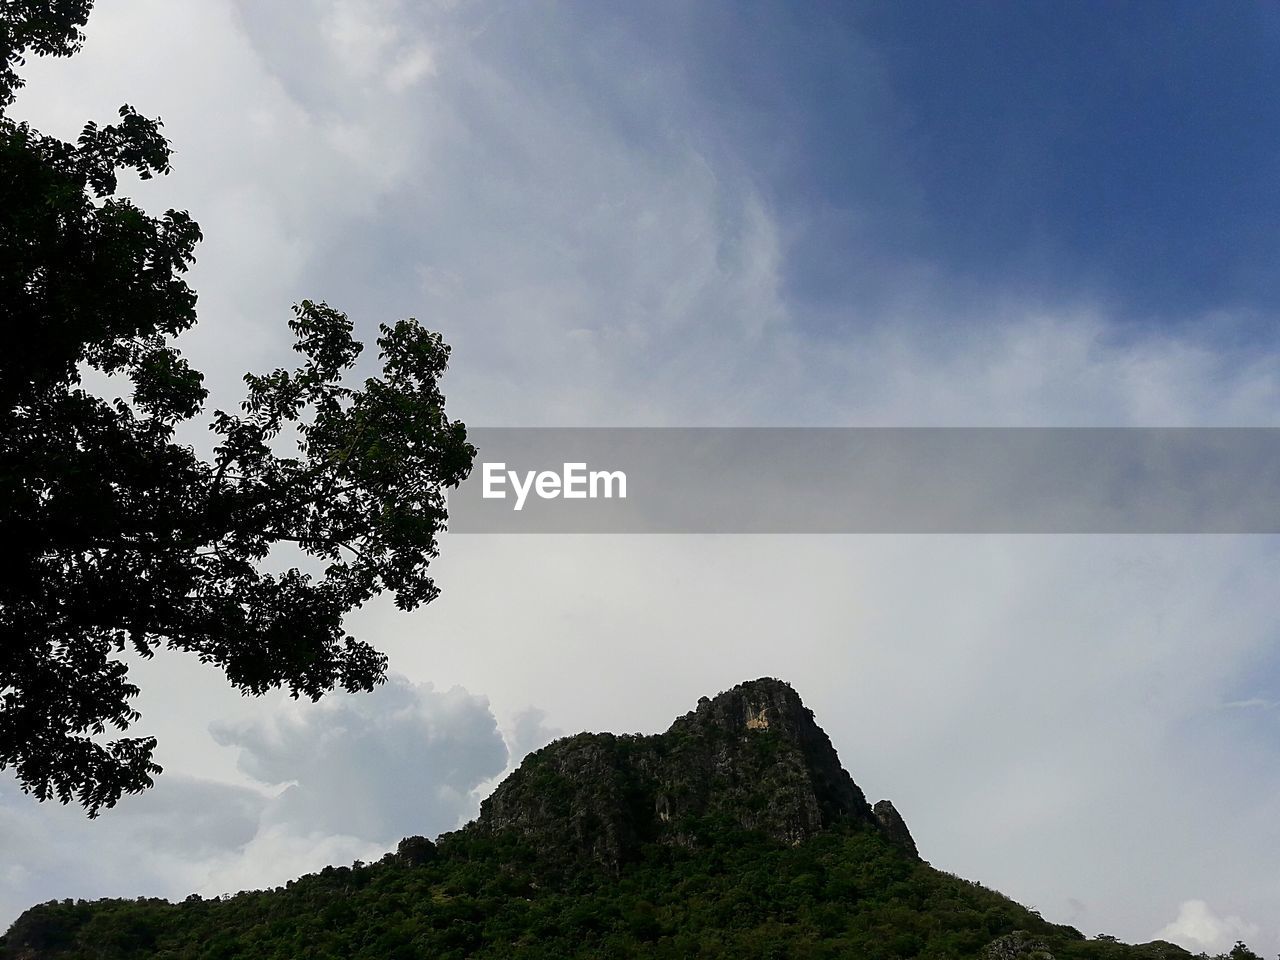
[387,45,437,91]
[0,677,513,927]
[0,774,266,926]
[210,676,508,843]
[504,706,563,766]
[1158,900,1260,954]
[320,0,399,78]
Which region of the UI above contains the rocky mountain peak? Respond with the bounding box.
[471,678,920,870]
[677,677,819,736]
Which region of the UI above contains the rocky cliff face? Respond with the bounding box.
[872,799,919,859]
[471,678,919,869]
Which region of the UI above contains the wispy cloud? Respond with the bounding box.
[1222,698,1280,711]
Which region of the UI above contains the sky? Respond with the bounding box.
[5,0,1280,953]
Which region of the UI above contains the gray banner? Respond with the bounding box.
[447,428,1280,533]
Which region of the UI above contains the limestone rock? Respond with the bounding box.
[873,799,920,859]
[471,678,915,869]
[983,931,1056,960]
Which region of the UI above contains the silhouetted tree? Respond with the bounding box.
[0,1,474,814]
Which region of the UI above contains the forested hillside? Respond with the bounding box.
[0,680,1253,960]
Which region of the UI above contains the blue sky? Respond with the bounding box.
[576,1,1280,332]
[262,0,1280,347]
[6,1,1280,954]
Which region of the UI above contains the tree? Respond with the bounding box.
[0,1,475,814]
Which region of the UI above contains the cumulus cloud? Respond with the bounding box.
[1158,900,1260,954]
[0,677,511,929]
[199,677,508,899]
[210,675,508,843]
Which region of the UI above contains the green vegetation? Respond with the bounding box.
[0,819,1164,960]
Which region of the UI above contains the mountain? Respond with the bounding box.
[0,679,1236,959]
[474,678,911,870]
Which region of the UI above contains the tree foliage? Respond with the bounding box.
[0,1,474,814]
[0,0,93,109]
[0,818,1229,960]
